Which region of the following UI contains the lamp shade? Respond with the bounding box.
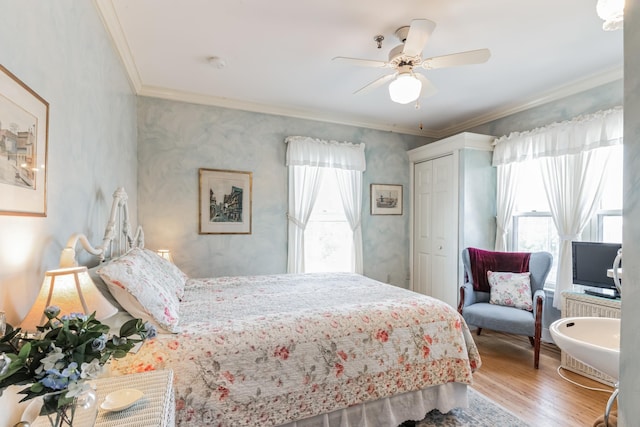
[596,0,624,31]
[388,73,422,104]
[157,249,174,263]
[20,266,118,331]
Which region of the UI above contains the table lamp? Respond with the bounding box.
[20,266,118,331]
[157,249,174,263]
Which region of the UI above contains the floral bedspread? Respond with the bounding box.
[109,272,481,426]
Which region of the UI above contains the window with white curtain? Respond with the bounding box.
[493,106,623,309]
[305,170,352,272]
[509,144,623,288]
[285,136,365,274]
[593,144,623,243]
[511,159,559,285]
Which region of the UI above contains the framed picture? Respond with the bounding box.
[0,65,49,216]
[370,184,403,215]
[199,168,252,234]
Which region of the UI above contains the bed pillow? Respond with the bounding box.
[96,248,180,333]
[88,266,125,312]
[487,270,533,311]
[141,248,188,300]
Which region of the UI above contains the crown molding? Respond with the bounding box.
[138,85,443,138]
[138,66,623,141]
[94,0,143,93]
[435,66,623,138]
[95,0,622,141]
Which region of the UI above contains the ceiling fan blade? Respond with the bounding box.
[354,73,397,95]
[415,73,438,98]
[332,56,389,68]
[421,48,491,70]
[402,19,437,57]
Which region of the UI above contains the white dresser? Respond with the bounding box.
[561,291,620,386]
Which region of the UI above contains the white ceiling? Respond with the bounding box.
[96,0,623,138]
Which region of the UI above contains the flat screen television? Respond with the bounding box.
[572,241,621,298]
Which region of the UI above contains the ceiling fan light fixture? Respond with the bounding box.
[596,0,624,31]
[388,73,422,104]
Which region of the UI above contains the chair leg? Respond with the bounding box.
[476,328,482,336]
[528,336,540,369]
[533,295,543,369]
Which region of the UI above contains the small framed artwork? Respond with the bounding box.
[370,184,403,215]
[0,65,49,216]
[199,168,252,234]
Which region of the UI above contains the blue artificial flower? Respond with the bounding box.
[61,312,87,322]
[39,371,69,390]
[143,322,157,339]
[44,306,60,319]
[61,362,80,382]
[91,334,108,352]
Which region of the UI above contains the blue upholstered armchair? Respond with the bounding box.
[457,247,553,369]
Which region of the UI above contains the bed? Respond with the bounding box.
[75,188,481,426]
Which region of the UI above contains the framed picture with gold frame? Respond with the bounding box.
[0,65,49,216]
[199,168,252,234]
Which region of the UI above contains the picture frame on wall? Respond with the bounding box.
[0,65,49,216]
[370,184,402,215]
[199,168,252,234]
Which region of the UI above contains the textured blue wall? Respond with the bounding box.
[137,97,430,286]
[0,2,137,424]
[0,2,137,325]
[467,80,623,137]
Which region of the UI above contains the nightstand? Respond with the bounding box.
[29,369,174,427]
[94,369,174,427]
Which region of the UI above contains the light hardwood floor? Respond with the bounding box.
[471,329,617,427]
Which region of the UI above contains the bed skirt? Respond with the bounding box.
[282,382,468,427]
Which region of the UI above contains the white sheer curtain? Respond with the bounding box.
[334,169,363,273]
[285,136,366,274]
[286,166,323,273]
[541,149,613,308]
[492,107,623,308]
[494,163,520,251]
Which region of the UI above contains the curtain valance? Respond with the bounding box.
[285,136,366,171]
[492,106,623,166]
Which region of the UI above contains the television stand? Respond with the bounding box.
[583,288,620,299]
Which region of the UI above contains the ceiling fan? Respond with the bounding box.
[333,19,491,104]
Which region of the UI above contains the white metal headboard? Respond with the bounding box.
[59,187,144,267]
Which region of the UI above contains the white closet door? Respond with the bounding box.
[413,155,456,307]
[414,160,433,296]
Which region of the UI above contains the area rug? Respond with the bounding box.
[416,388,529,427]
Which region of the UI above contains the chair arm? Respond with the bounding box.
[458,282,476,313]
[533,289,545,320]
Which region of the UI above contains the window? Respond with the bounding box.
[510,145,623,286]
[594,144,623,243]
[512,160,559,284]
[304,171,352,272]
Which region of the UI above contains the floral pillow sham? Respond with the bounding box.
[487,270,533,311]
[141,248,188,300]
[97,247,181,333]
